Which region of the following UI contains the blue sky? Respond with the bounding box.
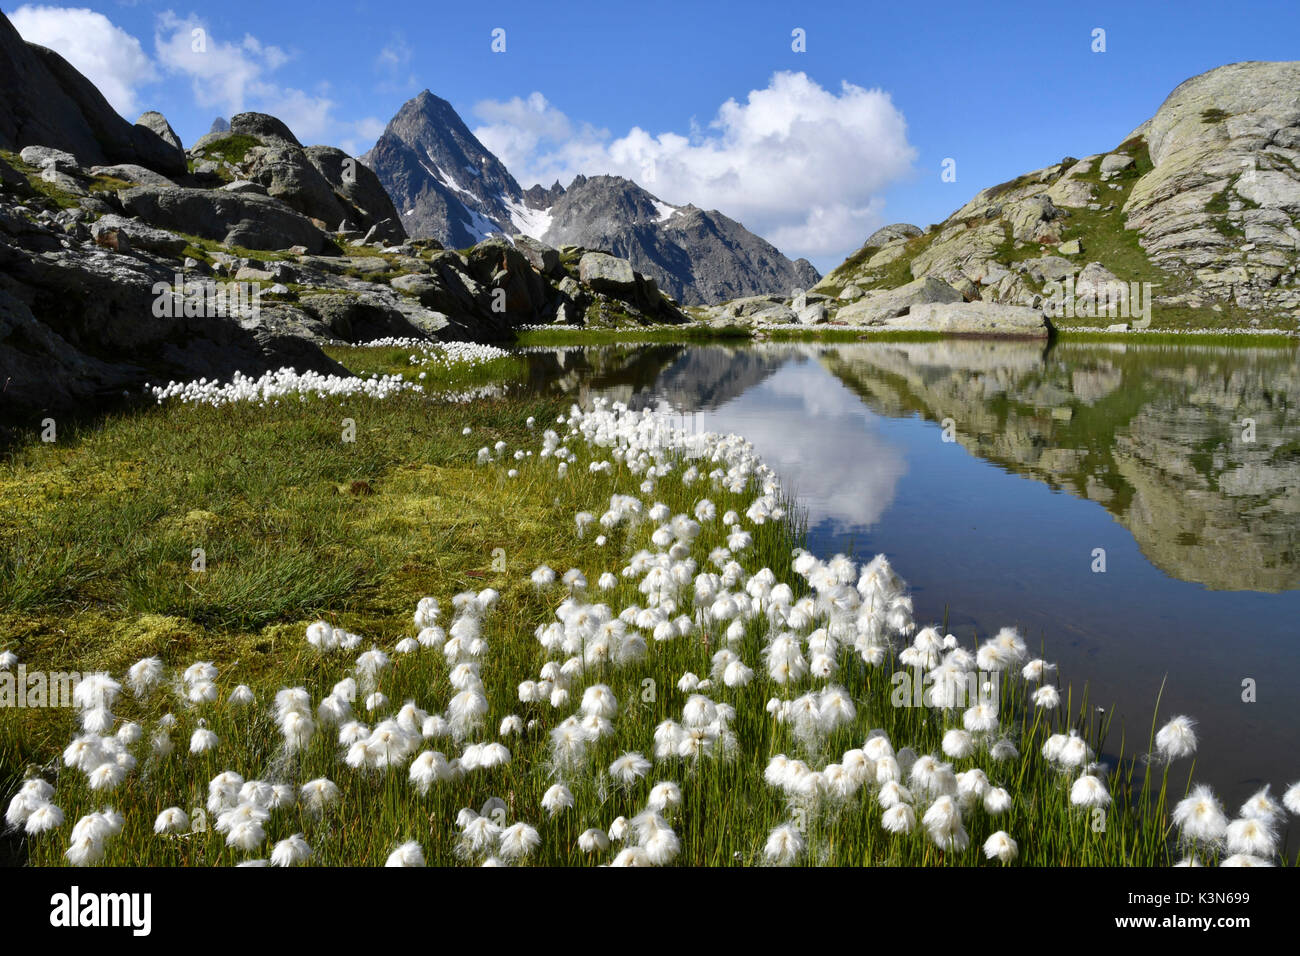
[8,0,1299,269]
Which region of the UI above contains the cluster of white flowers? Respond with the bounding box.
[149,367,422,407]
[16,394,1300,869]
[1171,774,1300,866]
[146,338,513,408]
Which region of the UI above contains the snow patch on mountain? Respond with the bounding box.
[506,197,553,240]
[653,200,678,223]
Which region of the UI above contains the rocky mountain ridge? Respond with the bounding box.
[700,60,1300,333]
[362,90,819,305]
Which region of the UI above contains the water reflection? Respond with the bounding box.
[819,339,1300,593]
[522,339,1300,593]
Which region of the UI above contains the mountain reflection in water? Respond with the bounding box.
[523,339,1300,593]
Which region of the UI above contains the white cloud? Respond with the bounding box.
[338,116,387,158]
[10,4,158,116]
[375,38,411,74]
[152,11,335,142]
[372,35,418,96]
[472,72,916,264]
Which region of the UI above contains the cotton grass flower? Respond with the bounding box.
[1283,781,1300,816]
[541,784,574,817]
[87,762,125,791]
[1032,685,1060,709]
[498,822,541,861]
[271,833,312,867]
[24,802,64,834]
[610,752,651,786]
[982,830,1018,863]
[611,847,650,866]
[1225,817,1277,857]
[126,657,163,697]
[580,684,618,719]
[962,702,999,733]
[409,751,453,794]
[984,787,1012,815]
[1172,785,1228,844]
[153,807,190,834]
[385,841,426,866]
[1070,774,1111,808]
[578,828,609,853]
[1155,715,1197,761]
[458,815,502,858]
[942,729,975,759]
[881,804,915,834]
[647,781,682,814]
[225,819,266,852]
[763,823,804,866]
[300,778,340,814]
[922,796,968,852]
[1239,786,1283,825]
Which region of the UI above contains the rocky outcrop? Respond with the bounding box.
[1,141,688,418]
[895,302,1052,336]
[243,145,348,226]
[579,251,636,293]
[118,186,332,253]
[230,112,302,148]
[303,146,404,242]
[1122,61,1300,312]
[0,206,348,414]
[810,61,1300,328]
[0,32,693,420]
[0,12,185,176]
[834,276,964,325]
[186,129,407,247]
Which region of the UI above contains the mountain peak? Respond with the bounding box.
[363,95,816,302]
[362,89,523,248]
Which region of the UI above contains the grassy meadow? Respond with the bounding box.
[0,344,1289,867]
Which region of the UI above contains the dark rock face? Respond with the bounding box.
[118,186,332,253]
[133,112,186,175]
[362,91,524,248]
[244,145,348,226]
[513,234,560,276]
[0,13,183,175]
[523,181,564,209]
[0,211,346,416]
[303,146,405,241]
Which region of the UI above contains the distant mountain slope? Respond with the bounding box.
[539,174,820,304]
[362,91,819,304]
